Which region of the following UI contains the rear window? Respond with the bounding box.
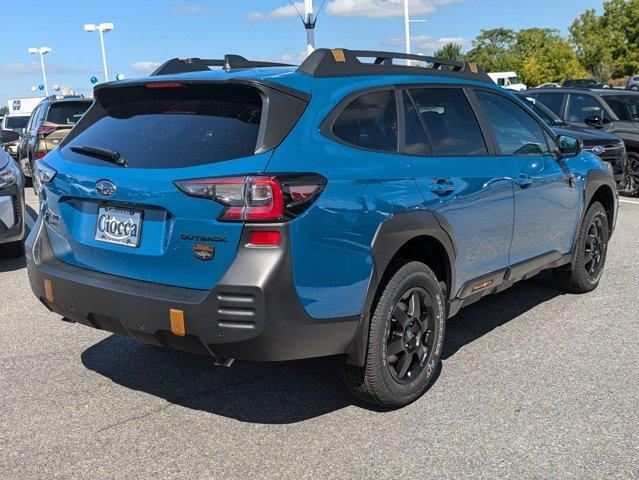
[602,95,639,121]
[5,116,29,129]
[63,84,262,168]
[528,93,565,116]
[46,102,91,125]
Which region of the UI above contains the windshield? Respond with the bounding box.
[5,116,29,129]
[602,95,639,121]
[519,96,564,126]
[509,77,521,85]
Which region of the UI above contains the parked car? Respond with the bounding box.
[525,88,639,196]
[0,143,25,259]
[627,75,639,91]
[17,96,92,179]
[26,49,618,407]
[562,79,605,89]
[488,71,527,91]
[1,114,30,160]
[535,82,562,89]
[515,92,628,185]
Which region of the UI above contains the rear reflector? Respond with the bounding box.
[170,309,186,336]
[43,279,54,302]
[146,82,184,89]
[249,230,281,246]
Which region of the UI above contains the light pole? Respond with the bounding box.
[304,0,315,55]
[403,0,427,65]
[84,23,114,82]
[28,47,52,96]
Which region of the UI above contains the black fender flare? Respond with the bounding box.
[346,210,456,366]
[571,169,618,265]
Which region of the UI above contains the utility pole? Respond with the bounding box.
[304,0,316,55]
[404,0,411,56]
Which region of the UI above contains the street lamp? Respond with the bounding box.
[84,22,114,82]
[28,47,52,96]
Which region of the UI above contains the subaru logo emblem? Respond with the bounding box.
[96,180,116,196]
[592,146,606,156]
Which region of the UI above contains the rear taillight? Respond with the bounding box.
[37,125,56,139]
[174,174,326,222]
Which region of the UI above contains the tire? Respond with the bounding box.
[553,201,609,293]
[619,152,639,197]
[343,261,446,407]
[0,240,25,259]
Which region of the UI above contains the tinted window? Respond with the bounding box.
[601,95,639,121]
[333,90,398,152]
[402,91,430,155]
[518,96,564,126]
[63,85,263,168]
[409,88,487,155]
[566,93,606,123]
[46,101,92,125]
[5,116,29,129]
[529,93,565,116]
[476,90,549,155]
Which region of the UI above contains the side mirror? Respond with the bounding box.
[556,135,582,158]
[0,129,20,144]
[584,115,606,128]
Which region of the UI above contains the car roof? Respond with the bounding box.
[530,87,638,96]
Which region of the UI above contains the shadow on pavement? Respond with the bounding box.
[0,255,26,272]
[81,272,564,423]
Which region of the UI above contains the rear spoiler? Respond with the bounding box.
[151,55,294,76]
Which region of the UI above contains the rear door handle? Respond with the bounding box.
[514,174,533,188]
[429,178,455,195]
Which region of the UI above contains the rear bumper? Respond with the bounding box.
[0,184,25,244]
[26,219,359,362]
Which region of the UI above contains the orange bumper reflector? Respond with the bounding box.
[170,309,186,336]
[43,279,54,302]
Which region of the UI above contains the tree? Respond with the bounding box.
[512,28,586,86]
[433,43,465,61]
[465,28,518,72]
[571,0,639,78]
[570,9,616,82]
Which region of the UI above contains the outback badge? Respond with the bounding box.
[192,243,215,261]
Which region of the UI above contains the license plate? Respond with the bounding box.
[95,205,142,248]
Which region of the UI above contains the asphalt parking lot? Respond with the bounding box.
[1,191,638,479]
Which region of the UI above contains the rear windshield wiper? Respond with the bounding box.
[69,145,127,167]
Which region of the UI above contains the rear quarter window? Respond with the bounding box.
[332,90,398,152]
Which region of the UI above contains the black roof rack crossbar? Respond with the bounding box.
[297,48,492,83]
[151,55,293,76]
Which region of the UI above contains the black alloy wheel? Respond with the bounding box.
[620,153,639,197]
[584,215,606,280]
[386,288,434,383]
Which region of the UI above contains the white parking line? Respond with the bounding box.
[619,198,639,205]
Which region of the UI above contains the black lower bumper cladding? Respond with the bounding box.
[0,184,24,244]
[26,219,359,362]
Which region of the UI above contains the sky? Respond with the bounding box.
[1,0,603,105]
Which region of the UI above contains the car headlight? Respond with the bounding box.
[33,161,57,196]
[0,157,20,189]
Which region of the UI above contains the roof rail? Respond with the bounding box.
[297,48,492,83]
[151,55,293,76]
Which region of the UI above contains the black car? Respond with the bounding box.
[516,92,627,185]
[562,79,606,89]
[17,96,92,178]
[525,88,639,196]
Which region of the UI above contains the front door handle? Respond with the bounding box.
[429,178,455,195]
[514,174,533,188]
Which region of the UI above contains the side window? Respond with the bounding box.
[402,91,430,155]
[566,93,606,123]
[409,88,487,155]
[530,93,566,117]
[332,90,398,152]
[27,107,40,133]
[475,90,550,155]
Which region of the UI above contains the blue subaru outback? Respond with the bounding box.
[26,49,617,407]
